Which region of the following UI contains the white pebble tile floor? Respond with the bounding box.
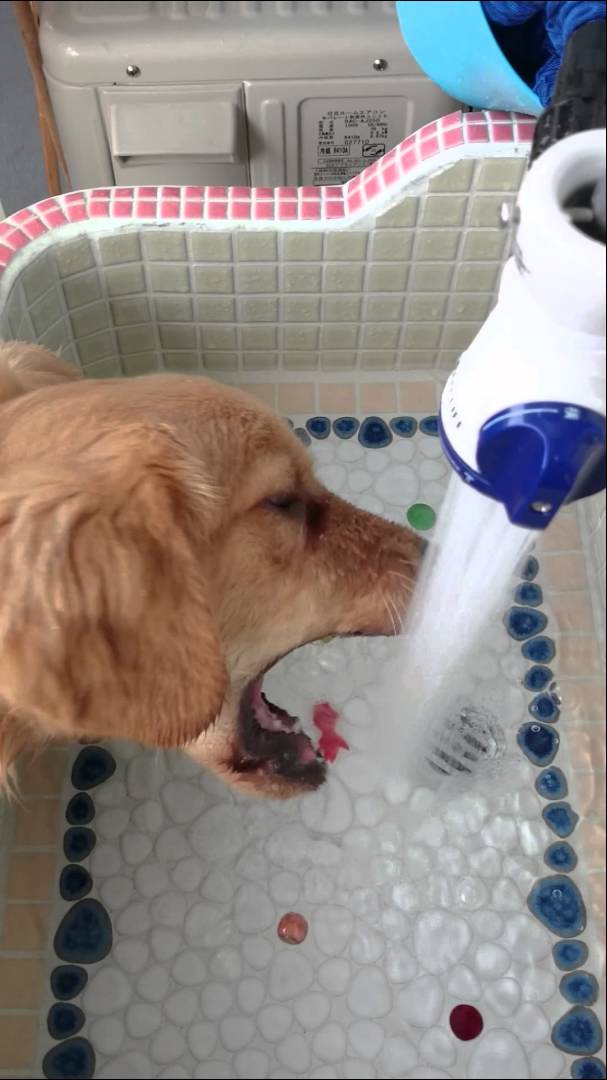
[42,416,604,1080]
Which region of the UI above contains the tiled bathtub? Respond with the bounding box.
[0,111,604,1080]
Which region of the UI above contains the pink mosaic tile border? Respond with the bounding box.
[0,110,534,278]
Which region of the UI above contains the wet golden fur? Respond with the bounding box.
[0,342,423,797]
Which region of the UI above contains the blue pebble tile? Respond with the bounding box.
[529,692,560,722]
[554,940,590,971]
[536,767,568,800]
[522,636,556,663]
[545,841,578,872]
[332,416,359,439]
[561,971,600,1006]
[524,665,554,692]
[521,554,540,581]
[65,793,95,826]
[47,1002,85,1040]
[517,722,560,766]
[514,582,544,607]
[358,416,392,448]
[389,415,417,438]
[71,746,115,791]
[505,606,548,641]
[552,1007,603,1056]
[50,965,88,1001]
[63,827,96,863]
[306,416,331,440]
[60,864,92,902]
[572,1058,607,1079]
[528,875,586,937]
[54,898,112,964]
[43,1037,95,1080]
[543,802,579,838]
[294,427,311,447]
[420,415,439,436]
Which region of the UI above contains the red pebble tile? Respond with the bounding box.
[277,912,308,945]
[450,1005,484,1041]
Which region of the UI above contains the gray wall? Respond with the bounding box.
[0,0,47,216]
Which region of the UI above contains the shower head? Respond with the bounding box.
[439,129,606,530]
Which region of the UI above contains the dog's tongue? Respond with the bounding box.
[312,702,349,763]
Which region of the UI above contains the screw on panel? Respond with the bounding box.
[373,58,388,71]
[126,64,141,78]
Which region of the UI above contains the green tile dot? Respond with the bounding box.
[407,503,436,531]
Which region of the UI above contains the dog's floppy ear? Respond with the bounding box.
[0,341,80,405]
[0,425,227,751]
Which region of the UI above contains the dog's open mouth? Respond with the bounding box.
[236,676,327,789]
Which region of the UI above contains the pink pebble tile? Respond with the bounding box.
[159,199,180,217]
[112,200,134,217]
[277,202,298,220]
[113,187,134,200]
[401,148,419,172]
[205,185,228,200]
[419,134,440,158]
[160,186,180,199]
[205,201,228,220]
[230,186,251,199]
[490,119,515,141]
[300,186,318,199]
[440,111,463,130]
[465,123,489,142]
[253,201,275,220]
[21,217,47,237]
[300,201,321,220]
[322,185,342,199]
[64,202,88,223]
[35,197,60,214]
[137,186,157,198]
[42,208,68,226]
[229,201,251,220]
[324,201,345,219]
[0,244,13,266]
[442,125,465,149]
[363,175,382,200]
[345,190,364,214]
[135,199,158,218]
[253,187,274,199]
[10,209,34,226]
[276,187,298,199]
[184,199,204,219]
[381,160,402,186]
[418,120,438,142]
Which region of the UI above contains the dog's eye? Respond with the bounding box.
[264,494,304,516]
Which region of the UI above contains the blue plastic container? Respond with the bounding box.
[396,1,542,115]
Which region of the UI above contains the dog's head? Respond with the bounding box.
[0,343,424,796]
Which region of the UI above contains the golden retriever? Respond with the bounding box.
[0,342,424,797]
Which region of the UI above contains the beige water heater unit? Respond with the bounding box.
[38,1,457,191]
